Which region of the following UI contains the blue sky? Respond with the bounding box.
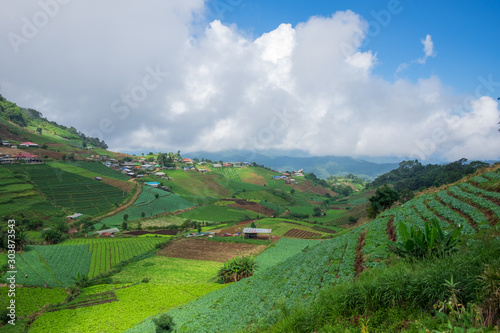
[1,0,499,161]
[207,0,500,96]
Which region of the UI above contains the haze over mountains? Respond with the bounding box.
[184,150,398,179]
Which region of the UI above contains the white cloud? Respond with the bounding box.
[0,5,498,161]
[396,34,436,73]
[416,34,436,64]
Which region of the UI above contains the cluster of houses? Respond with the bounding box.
[0,141,44,164]
[271,169,304,184]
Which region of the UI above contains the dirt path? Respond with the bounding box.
[93,182,142,220]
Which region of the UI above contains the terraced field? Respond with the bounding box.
[62,238,168,278]
[99,186,196,227]
[5,164,126,216]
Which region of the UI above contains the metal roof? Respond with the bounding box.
[243,228,272,234]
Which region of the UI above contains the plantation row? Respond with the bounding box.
[7,164,125,215]
[1,244,92,287]
[210,167,242,181]
[62,238,168,278]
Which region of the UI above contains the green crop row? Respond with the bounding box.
[362,216,391,268]
[11,164,125,215]
[448,185,500,220]
[1,244,92,287]
[424,194,475,234]
[61,238,167,278]
[437,190,490,230]
[459,182,500,201]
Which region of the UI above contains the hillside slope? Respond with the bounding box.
[128,166,500,332]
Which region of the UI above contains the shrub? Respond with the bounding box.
[218,256,257,284]
[154,313,175,332]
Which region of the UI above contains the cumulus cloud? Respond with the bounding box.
[0,4,498,161]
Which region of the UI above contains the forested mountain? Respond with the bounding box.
[371,159,489,191]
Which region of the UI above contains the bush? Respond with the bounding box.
[153,313,175,332]
[218,256,257,284]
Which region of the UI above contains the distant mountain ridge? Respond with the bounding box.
[184,150,399,179]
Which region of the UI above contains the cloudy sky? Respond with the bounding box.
[1,0,499,161]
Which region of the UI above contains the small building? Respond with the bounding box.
[19,142,39,147]
[243,228,272,239]
[1,140,10,146]
[95,177,102,181]
[141,164,153,170]
[66,213,83,221]
[146,181,160,187]
[183,158,193,164]
[155,172,166,177]
[213,163,222,168]
[95,228,120,236]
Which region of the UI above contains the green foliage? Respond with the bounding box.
[218,256,257,284]
[389,219,461,259]
[371,159,489,192]
[369,185,399,213]
[153,313,175,332]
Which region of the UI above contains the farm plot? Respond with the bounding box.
[0,166,58,217]
[284,228,322,238]
[210,167,241,181]
[129,228,363,332]
[30,283,227,333]
[13,164,125,216]
[61,238,168,278]
[448,185,500,222]
[66,161,130,181]
[252,218,330,238]
[100,186,196,227]
[255,238,319,272]
[111,256,221,284]
[157,238,268,262]
[176,204,258,222]
[0,287,66,317]
[362,216,391,269]
[1,244,92,287]
[437,190,489,230]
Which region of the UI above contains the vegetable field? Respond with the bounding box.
[1,244,91,287]
[111,256,221,284]
[0,287,66,317]
[30,283,226,333]
[61,238,168,278]
[130,228,363,332]
[10,164,125,215]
